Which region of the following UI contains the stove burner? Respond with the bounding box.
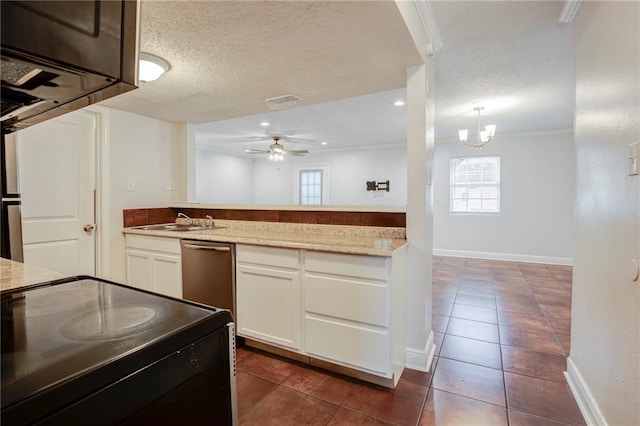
[61,305,160,341]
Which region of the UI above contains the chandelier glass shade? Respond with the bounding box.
[458,103,496,149]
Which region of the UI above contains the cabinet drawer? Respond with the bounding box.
[125,234,181,254]
[304,251,388,281]
[304,275,387,326]
[236,244,299,270]
[305,314,389,375]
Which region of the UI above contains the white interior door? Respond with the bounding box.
[17,111,96,276]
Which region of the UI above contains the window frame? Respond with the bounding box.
[293,164,329,205]
[449,155,501,215]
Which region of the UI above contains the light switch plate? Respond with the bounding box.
[629,142,639,176]
[165,178,175,191]
[126,178,135,191]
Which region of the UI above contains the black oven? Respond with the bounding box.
[1,276,237,425]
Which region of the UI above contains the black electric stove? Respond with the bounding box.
[1,276,237,425]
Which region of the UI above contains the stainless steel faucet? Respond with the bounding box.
[177,212,192,224]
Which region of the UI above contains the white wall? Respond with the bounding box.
[196,147,254,204]
[95,107,184,282]
[433,130,575,264]
[199,145,408,206]
[567,2,640,425]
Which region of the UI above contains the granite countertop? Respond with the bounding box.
[1,258,65,292]
[123,220,408,257]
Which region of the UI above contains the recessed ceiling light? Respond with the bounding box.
[139,52,170,82]
[393,100,405,107]
[320,142,328,145]
[260,121,270,127]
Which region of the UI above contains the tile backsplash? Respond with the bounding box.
[123,207,405,228]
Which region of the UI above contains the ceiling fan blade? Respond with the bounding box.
[284,150,309,156]
[244,149,269,154]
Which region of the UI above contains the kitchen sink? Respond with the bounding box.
[134,223,226,232]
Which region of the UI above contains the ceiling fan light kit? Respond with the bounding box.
[458,102,496,149]
[244,136,309,161]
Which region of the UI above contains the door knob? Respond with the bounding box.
[83,224,95,235]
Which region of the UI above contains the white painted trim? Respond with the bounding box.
[565,357,608,426]
[395,1,442,59]
[405,330,436,372]
[559,0,583,23]
[433,248,573,266]
[414,0,442,53]
[84,105,112,279]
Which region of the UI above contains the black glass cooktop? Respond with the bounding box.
[1,277,229,410]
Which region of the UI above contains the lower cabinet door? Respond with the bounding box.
[151,253,182,299]
[125,249,154,292]
[236,264,301,350]
[305,314,390,376]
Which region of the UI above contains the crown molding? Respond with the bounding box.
[395,0,442,59]
[559,0,583,23]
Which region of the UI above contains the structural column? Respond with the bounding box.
[405,61,435,371]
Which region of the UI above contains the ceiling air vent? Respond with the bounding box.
[265,94,301,110]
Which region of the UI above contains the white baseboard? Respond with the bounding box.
[405,330,436,372]
[565,357,608,426]
[433,248,573,266]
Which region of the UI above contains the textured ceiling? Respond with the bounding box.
[102,0,422,124]
[432,0,574,139]
[103,1,575,152]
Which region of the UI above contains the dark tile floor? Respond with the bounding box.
[236,257,585,425]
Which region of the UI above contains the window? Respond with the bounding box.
[299,169,323,205]
[294,165,328,205]
[450,156,500,214]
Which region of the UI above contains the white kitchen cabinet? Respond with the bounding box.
[235,244,301,350]
[125,234,182,299]
[303,249,406,385]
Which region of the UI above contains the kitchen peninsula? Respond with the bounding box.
[123,218,408,387]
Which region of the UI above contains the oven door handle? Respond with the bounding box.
[183,244,231,252]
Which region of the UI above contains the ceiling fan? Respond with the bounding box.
[243,136,309,161]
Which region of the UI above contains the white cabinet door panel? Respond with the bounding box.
[305,314,390,376]
[236,264,300,350]
[152,254,182,298]
[125,249,153,292]
[304,274,388,326]
[236,244,299,269]
[304,251,388,281]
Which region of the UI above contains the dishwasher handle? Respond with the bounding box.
[183,243,231,252]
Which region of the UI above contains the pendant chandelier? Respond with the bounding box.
[458,102,496,149]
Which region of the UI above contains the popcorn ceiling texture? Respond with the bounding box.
[103,1,422,124]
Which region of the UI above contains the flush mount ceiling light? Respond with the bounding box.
[139,52,170,83]
[458,102,496,150]
[260,121,270,127]
[393,100,405,106]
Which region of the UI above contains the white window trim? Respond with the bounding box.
[449,155,501,215]
[293,164,329,205]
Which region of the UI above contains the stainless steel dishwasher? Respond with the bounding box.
[181,240,235,320]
